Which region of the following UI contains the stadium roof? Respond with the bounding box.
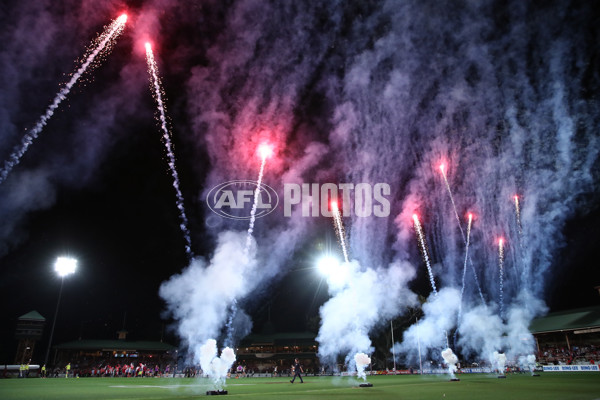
[54,340,176,352]
[18,310,46,321]
[529,305,600,334]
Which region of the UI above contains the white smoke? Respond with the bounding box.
[396,288,461,363]
[457,304,504,367]
[526,354,536,374]
[493,351,507,375]
[441,348,458,379]
[199,339,236,391]
[518,354,537,375]
[317,259,416,367]
[159,231,257,367]
[503,290,544,360]
[354,352,371,381]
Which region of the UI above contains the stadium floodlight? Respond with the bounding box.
[44,257,77,367]
[317,255,340,277]
[54,257,77,277]
[317,255,350,287]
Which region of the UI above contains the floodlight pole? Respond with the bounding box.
[417,317,423,375]
[391,320,396,372]
[44,276,65,366]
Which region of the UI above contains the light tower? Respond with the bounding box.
[44,257,77,366]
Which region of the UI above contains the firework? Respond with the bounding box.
[145,42,193,260]
[439,162,485,304]
[439,164,464,238]
[498,238,505,319]
[244,143,273,255]
[257,143,274,160]
[0,14,128,184]
[514,195,523,235]
[413,214,438,296]
[331,201,349,263]
[458,213,473,315]
[226,143,273,347]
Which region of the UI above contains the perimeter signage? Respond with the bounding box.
[542,365,599,372]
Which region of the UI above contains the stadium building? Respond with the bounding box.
[530,305,600,365]
[235,332,320,375]
[50,339,177,374]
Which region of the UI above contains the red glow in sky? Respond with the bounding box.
[439,163,445,174]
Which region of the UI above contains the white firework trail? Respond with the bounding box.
[514,195,523,236]
[413,214,438,296]
[498,238,505,320]
[145,42,193,260]
[244,150,269,255]
[0,14,128,184]
[439,164,485,304]
[454,213,472,347]
[440,164,464,238]
[331,201,349,263]
[226,144,272,347]
[458,213,473,318]
[512,195,526,290]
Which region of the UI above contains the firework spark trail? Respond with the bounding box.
[498,238,505,320]
[226,144,272,347]
[145,43,193,260]
[413,213,449,346]
[512,194,528,290]
[514,195,523,236]
[454,213,473,347]
[440,164,464,238]
[458,213,473,317]
[0,14,128,184]
[331,201,350,263]
[244,149,270,255]
[413,214,438,296]
[223,298,238,348]
[439,164,485,304]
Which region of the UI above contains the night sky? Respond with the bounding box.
[0,0,599,365]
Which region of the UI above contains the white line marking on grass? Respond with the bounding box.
[110,383,256,389]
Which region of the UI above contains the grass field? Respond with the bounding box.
[1,373,599,400]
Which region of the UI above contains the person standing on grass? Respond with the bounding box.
[290,358,304,383]
[65,362,71,378]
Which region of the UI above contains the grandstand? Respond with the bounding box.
[530,305,600,365]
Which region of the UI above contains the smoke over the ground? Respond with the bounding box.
[354,352,371,381]
[198,339,236,390]
[396,288,460,362]
[159,231,256,355]
[441,348,458,379]
[317,260,416,367]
